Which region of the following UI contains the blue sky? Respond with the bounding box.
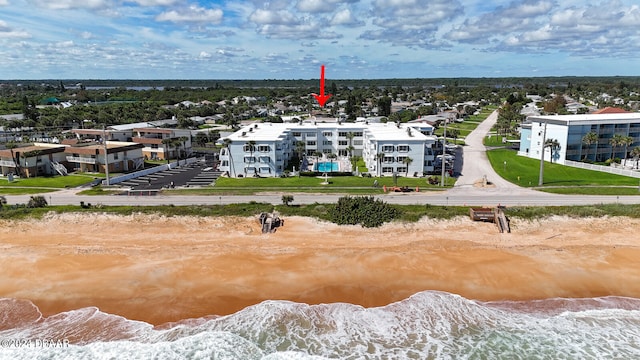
[1,0,639,79]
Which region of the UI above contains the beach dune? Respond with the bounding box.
[1,213,639,325]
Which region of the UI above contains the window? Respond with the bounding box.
[221,160,228,167]
[292,132,301,137]
[382,166,393,173]
[353,140,363,145]
[397,145,409,152]
[323,131,333,137]
[353,132,363,137]
[382,145,394,152]
[338,149,348,156]
[243,145,256,152]
[151,144,159,149]
[338,140,348,146]
[259,156,270,163]
[323,148,332,154]
[323,140,332,145]
[244,156,256,163]
[113,153,119,160]
[306,132,316,138]
[383,156,394,163]
[259,167,271,174]
[396,156,407,163]
[258,145,270,152]
[397,166,407,173]
[307,141,316,146]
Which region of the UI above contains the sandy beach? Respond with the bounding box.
[1,213,639,325]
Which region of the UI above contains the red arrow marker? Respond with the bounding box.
[312,64,331,107]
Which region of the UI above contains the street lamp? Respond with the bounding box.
[538,120,547,186]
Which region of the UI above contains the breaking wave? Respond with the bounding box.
[2,291,640,359]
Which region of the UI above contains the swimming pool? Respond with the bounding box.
[314,161,340,172]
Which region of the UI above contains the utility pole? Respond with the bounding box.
[440,119,447,187]
[538,120,547,186]
[102,124,110,186]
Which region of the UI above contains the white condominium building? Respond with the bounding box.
[519,112,640,163]
[218,121,438,177]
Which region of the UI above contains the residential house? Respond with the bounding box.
[0,143,68,177]
[64,141,144,173]
[132,128,192,161]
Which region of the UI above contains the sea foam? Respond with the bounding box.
[2,291,640,360]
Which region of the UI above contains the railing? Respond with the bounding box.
[66,156,96,164]
[564,160,640,179]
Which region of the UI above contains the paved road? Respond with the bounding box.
[5,111,640,207]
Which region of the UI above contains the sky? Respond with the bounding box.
[1,0,640,80]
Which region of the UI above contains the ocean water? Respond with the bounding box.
[1,291,640,359]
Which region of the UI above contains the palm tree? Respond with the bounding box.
[375,152,385,177]
[609,134,624,161]
[402,156,413,176]
[581,132,598,161]
[346,131,355,149]
[620,135,633,166]
[544,138,560,163]
[222,138,235,177]
[161,137,174,164]
[178,136,189,164]
[295,141,306,161]
[326,152,337,172]
[631,146,640,169]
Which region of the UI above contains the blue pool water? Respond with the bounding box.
[314,161,339,172]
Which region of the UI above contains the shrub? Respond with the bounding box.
[27,195,48,208]
[328,196,401,228]
[281,195,294,206]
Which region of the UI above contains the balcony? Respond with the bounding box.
[66,156,97,164]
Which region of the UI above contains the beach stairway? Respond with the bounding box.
[469,207,510,233]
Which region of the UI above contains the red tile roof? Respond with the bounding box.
[592,107,630,114]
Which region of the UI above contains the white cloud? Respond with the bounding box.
[0,20,31,39]
[330,9,363,26]
[131,0,179,6]
[296,0,333,13]
[156,5,223,24]
[31,0,109,10]
[364,0,462,48]
[0,0,9,5]
[249,9,299,25]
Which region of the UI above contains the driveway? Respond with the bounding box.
[450,110,538,195]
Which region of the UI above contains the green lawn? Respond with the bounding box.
[0,174,100,188]
[487,148,640,191]
[0,173,101,195]
[164,174,455,195]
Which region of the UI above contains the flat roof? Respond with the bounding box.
[225,122,433,143]
[528,112,640,125]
